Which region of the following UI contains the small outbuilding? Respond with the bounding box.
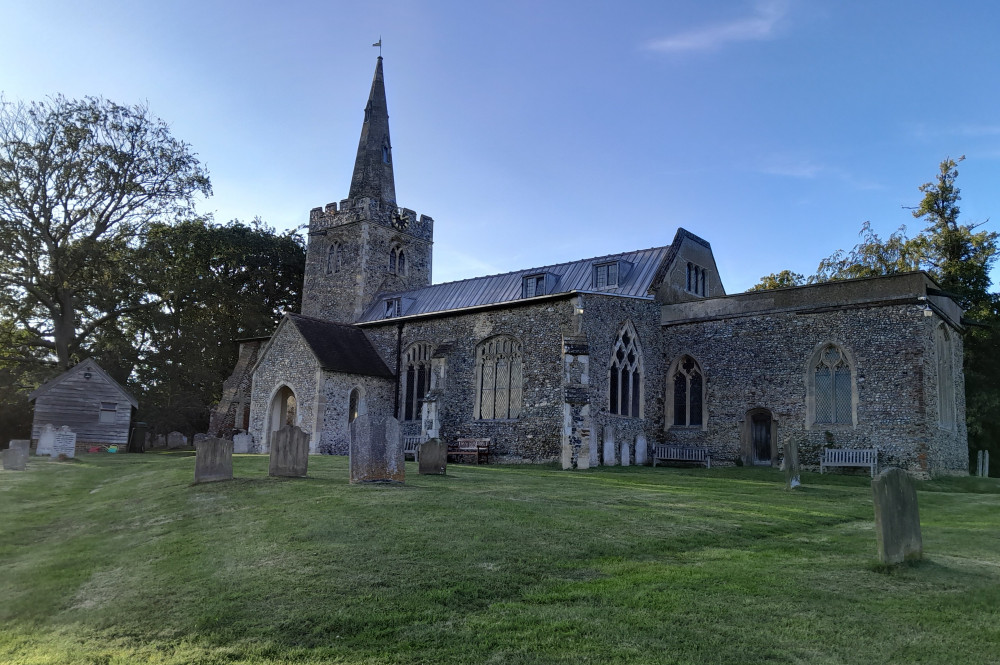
[29,358,137,452]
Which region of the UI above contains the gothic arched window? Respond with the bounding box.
[609,323,642,417]
[669,355,703,427]
[936,325,956,430]
[402,342,433,422]
[474,336,523,420]
[327,242,341,274]
[389,246,406,276]
[810,343,854,425]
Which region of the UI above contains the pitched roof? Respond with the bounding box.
[357,245,671,323]
[646,227,713,296]
[28,358,138,407]
[286,313,394,378]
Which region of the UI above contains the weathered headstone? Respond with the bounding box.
[349,414,404,483]
[634,434,648,466]
[620,438,631,466]
[872,467,922,564]
[9,440,30,456]
[52,426,77,459]
[233,432,253,454]
[269,425,309,477]
[783,437,801,489]
[602,427,616,466]
[418,438,447,475]
[150,434,166,449]
[3,447,28,471]
[167,431,187,449]
[193,433,211,447]
[36,424,56,456]
[194,437,233,483]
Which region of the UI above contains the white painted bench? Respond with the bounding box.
[652,444,711,468]
[820,448,878,477]
[403,436,424,462]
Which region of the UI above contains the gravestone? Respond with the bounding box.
[3,447,28,471]
[418,438,447,475]
[783,437,801,489]
[233,432,253,454]
[977,450,990,477]
[269,425,309,477]
[634,434,648,465]
[872,468,922,564]
[36,424,56,456]
[350,414,404,483]
[167,431,187,449]
[52,426,77,459]
[193,433,211,447]
[194,437,233,483]
[620,438,631,466]
[602,427,616,466]
[9,440,30,456]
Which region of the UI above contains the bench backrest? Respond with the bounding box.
[455,438,490,450]
[402,436,423,453]
[823,448,877,464]
[653,444,708,461]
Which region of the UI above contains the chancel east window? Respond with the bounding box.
[812,344,853,425]
[594,262,619,289]
[609,323,642,417]
[671,356,703,427]
[685,262,708,297]
[474,336,523,420]
[402,343,433,422]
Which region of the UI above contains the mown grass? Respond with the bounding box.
[1,453,998,664]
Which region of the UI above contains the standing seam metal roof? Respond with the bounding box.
[358,246,671,322]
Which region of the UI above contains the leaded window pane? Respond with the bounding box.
[609,369,619,415]
[689,372,702,425]
[631,372,640,417]
[620,366,630,416]
[405,366,416,421]
[674,373,687,426]
[834,366,852,424]
[814,366,833,423]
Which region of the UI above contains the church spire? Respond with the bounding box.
[349,56,396,206]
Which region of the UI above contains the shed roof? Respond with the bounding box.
[286,313,394,378]
[358,245,671,323]
[28,358,138,408]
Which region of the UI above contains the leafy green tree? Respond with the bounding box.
[0,95,211,370]
[812,222,926,283]
[748,269,805,292]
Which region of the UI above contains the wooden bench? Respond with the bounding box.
[449,438,490,465]
[820,448,878,477]
[652,444,711,468]
[403,436,424,462]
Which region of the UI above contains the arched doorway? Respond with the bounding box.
[742,408,777,466]
[268,385,297,447]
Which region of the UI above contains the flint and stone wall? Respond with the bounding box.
[318,372,395,455]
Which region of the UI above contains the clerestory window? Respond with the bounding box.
[474,336,523,420]
[609,323,642,417]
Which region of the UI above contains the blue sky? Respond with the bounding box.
[2,0,998,292]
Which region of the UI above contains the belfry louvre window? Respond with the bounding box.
[609,324,642,417]
[594,262,619,289]
[685,262,707,296]
[474,336,523,420]
[389,247,406,276]
[402,343,433,422]
[671,356,703,427]
[813,344,852,424]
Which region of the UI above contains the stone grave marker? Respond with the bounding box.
[233,432,253,454]
[602,427,616,466]
[872,467,922,565]
[3,447,28,471]
[52,426,77,459]
[977,450,990,477]
[269,425,309,478]
[9,440,30,456]
[350,414,404,483]
[194,437,233,483]
[192,433,211,447]
[783,437,801,489]
[418,438,447,475]
[36,424,56,456]
[167,431,187,449]
[635,434,648,466]
[620,438,631,466]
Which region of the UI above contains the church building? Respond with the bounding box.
[235,57,967,476]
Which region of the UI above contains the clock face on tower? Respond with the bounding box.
[392,211,408,231]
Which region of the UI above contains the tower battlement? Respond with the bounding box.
[309,197,433,242]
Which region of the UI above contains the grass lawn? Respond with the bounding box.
[1,453,999,664]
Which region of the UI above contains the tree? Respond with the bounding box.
[748,269,805,292]
[812,222,926,283]
[0,95,211,370]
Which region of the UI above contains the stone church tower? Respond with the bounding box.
[301,56,434,323]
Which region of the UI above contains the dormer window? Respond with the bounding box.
[383,298,401,318]
[686,262,708,297]
[523,274,547,298]
[594,262,619,289]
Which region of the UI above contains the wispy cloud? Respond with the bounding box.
[758,156,882,190]
[645,0,790,53]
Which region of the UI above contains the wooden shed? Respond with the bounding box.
[29,359,137,451]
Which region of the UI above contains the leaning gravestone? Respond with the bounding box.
[783,437,801,489]
[194,437,233,483]
[3,447,28,471]
[9,440,30,456]
[233,432,253,454]
[167,431,187,449]
[52,426,77,459]
[269,425,309,478]
[872,467,922,564]
[36,424,56,456]
[350,414,404,483]
[418,438,447,475]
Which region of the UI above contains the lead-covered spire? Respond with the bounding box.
[348,56,396,205]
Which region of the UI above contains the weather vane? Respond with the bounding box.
[373,37,382,57]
